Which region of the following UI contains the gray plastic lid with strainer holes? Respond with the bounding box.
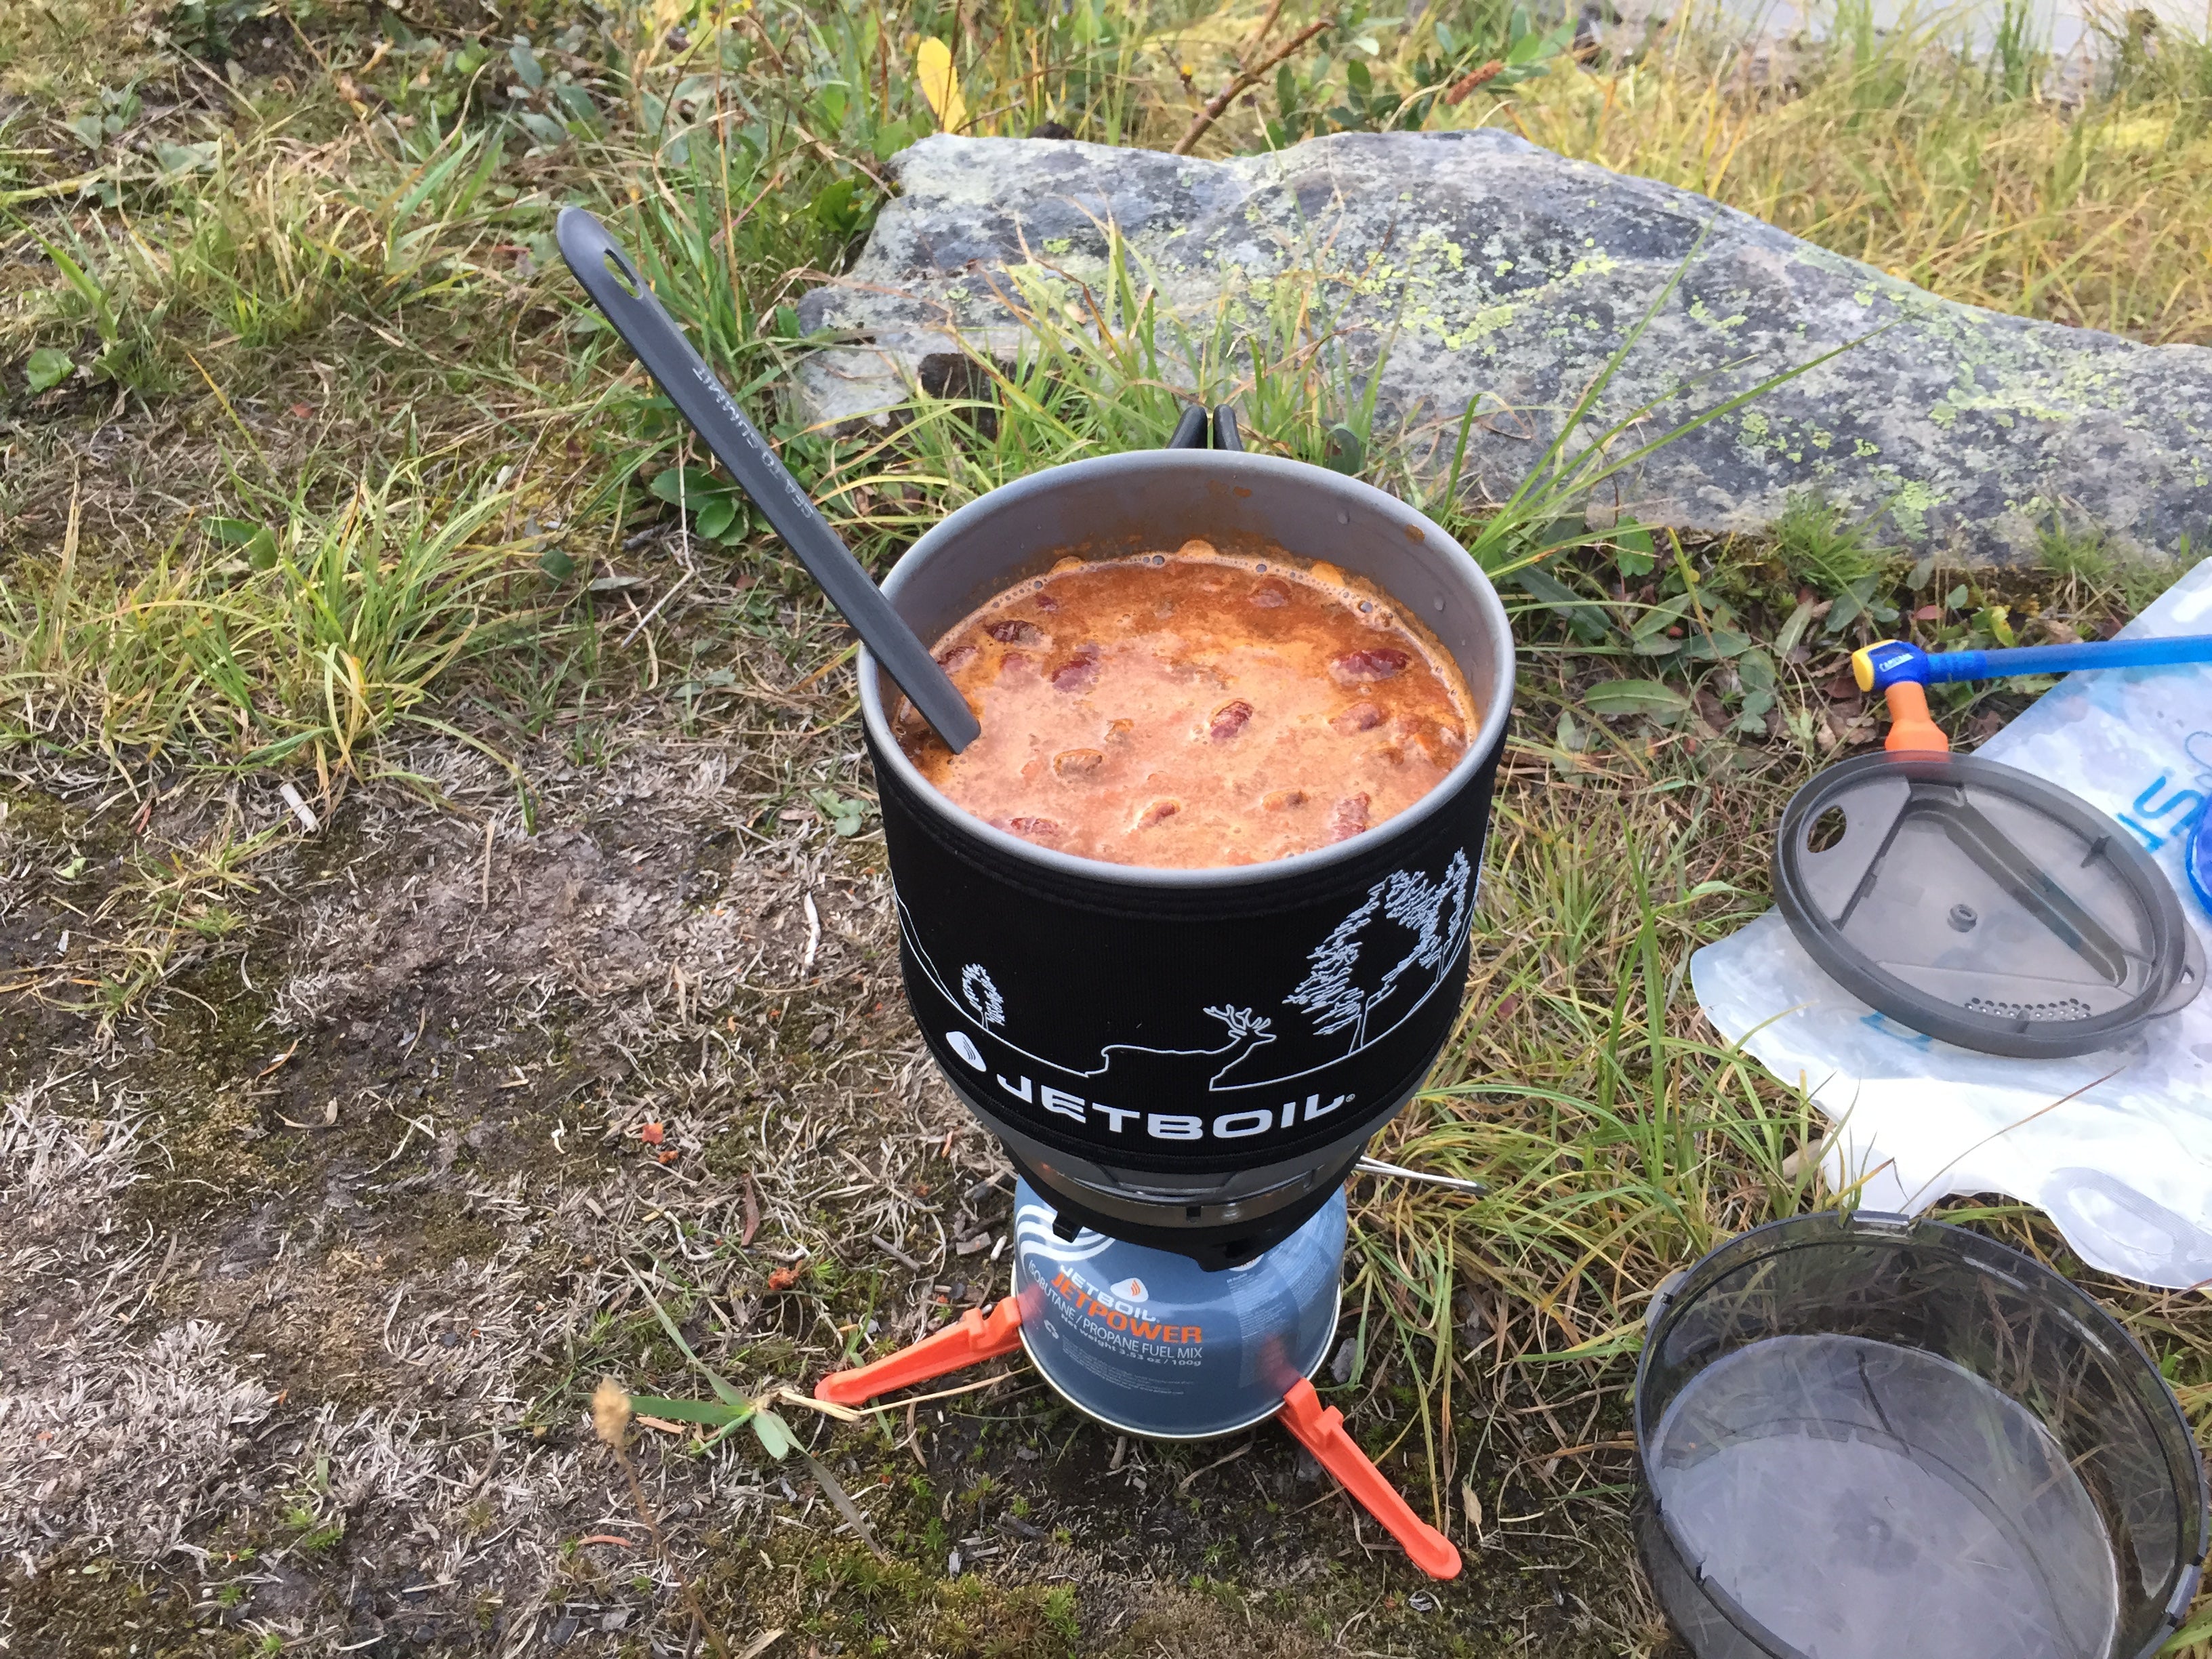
[1773,751,2205,1059]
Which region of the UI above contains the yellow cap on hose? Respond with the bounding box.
[1851,642,1888,694]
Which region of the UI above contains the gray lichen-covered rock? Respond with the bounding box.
[796,130,2212,562]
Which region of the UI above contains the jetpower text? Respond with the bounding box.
[1046,1266,1204,1368]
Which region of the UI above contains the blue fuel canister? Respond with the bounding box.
[1007,1177,1345,1439]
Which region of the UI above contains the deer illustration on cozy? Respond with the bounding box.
[1076,1004,1277,1091]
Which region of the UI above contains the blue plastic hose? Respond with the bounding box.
[1856,634,2212,691]
[1925,637,2212,682]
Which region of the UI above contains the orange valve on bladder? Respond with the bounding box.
[1277,1378,1463,1581]
[813,1297,1025,1407]
[1879,681,1949,753]
[1851,640,1950,753]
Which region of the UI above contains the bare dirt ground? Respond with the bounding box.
[0,617,1652,1657]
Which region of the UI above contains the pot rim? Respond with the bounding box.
[857,449,1517,891]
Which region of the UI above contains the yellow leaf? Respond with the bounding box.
[916,37,966,133]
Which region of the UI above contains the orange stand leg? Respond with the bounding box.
[814,1297,1026,1407]
[1278,1377,1462,1580]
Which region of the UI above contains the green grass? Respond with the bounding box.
[1336,735,1805,1532]
[1771,492,1892,598]
[1501,1,2212,345]
[1,468,546,797]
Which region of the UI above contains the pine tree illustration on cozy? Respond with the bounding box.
[1285,851,1472,1054]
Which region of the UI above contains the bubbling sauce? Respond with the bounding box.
[893,541,1476,869]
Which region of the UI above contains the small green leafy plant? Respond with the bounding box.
[165,0,274,62]
[24,347,73,393]
[502,38,603,154]
[615,1267,883,1555]
[648,465,754,546]
[63,83,141,152]
[810,787,872,838]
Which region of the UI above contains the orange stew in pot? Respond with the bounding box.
[892,541,1477,869]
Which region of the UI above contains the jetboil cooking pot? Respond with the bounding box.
[857,441,1516,1267]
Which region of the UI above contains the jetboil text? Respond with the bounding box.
[990,1068,1352,1143]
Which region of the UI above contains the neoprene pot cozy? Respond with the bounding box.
[857,449,1516,1267]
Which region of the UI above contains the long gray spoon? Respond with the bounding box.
[556,206,980,753]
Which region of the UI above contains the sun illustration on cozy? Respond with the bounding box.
[960,963,1006,1027]
[938,848,1473,1084]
